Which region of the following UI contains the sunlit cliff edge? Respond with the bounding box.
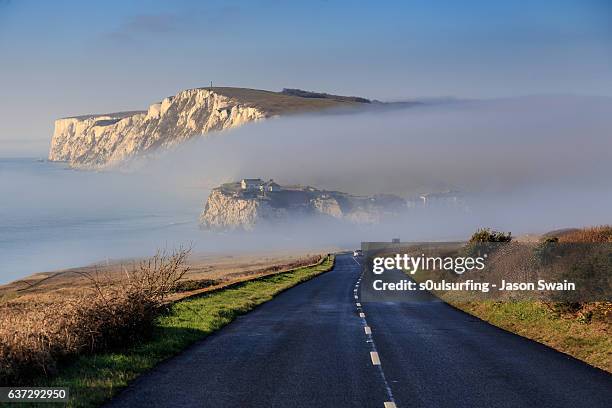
[48,87,370,169]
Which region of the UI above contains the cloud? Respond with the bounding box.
[105,5,241,43]
[107,12,182,42]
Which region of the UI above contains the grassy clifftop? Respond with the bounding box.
[201,87,371,115]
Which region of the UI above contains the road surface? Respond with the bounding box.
[106,254,612,408]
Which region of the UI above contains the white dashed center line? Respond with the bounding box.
[370,351,381,365]
[353,255,398,408]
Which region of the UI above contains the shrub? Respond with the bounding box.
[533,236,559,265]
[542,226,612,322]
[0,247,190,385]
[463,228,512,257]
[469,228,512,243]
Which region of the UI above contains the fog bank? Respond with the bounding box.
[2,95,611,283]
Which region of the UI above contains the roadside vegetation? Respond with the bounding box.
[468,227,512,243]
[0,247,192,386]
[0,251,333,407]
[0,253,322,304]
[423,225,611,373]
[557,225,612,243]
[450,299,611,372]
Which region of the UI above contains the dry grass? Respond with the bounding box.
[165,255,323,302]
[557,225,612,243]
[546,225,612,324]
[0,251,323,305]
[0,247,191,385]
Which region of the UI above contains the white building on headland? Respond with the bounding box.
[240,179,282,192]
[241,178,264,191]
[419,190,463,207]
[260,180,281,192]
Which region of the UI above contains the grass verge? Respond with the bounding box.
[410,272,610,373]
[28,255,334,408]
[445,300,611,373]
[407,225,611,374]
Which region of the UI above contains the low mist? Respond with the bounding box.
[145,94,612,231]
[146,95,612,195]
[1,95,611,283]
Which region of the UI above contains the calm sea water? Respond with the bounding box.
[0,158,204,284]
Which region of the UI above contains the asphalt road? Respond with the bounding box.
[106,254,612,408]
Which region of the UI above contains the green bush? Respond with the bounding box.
[469,228,512,243]
[463,228,512,257]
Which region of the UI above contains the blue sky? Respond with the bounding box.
[0,0,611,156]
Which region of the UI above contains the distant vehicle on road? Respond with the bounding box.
[353,249,363,257]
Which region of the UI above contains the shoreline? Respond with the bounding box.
[0,247,339,304]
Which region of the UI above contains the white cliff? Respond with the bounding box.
[199,189,289,231]
[49,88,267,168]
[199,180,406,230]
[48,87,371,169]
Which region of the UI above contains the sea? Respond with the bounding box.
[0,158,205,284]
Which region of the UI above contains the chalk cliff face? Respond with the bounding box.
[199,189,288,230]
[49,87,372,169]
[199,181,406,230]
[48,89,267,168]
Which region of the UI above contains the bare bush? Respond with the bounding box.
[0,247,190,385]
